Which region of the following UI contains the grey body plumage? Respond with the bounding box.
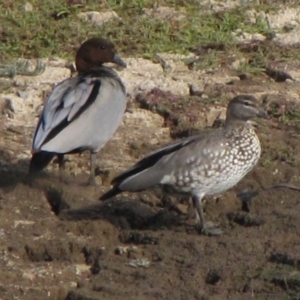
[100,95,268,235]
[30,38,127,184]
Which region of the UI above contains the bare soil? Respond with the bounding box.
[1,74,300,300]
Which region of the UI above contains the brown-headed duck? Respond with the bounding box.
[29,37,127,185]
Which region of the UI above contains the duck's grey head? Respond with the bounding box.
[226,95,268,125]
[75,37,126,73]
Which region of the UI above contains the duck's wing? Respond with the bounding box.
[113,136,200,185]
[32,76,101,151]
[100,135,200,200]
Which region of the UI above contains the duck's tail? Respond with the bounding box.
[29,151,55,174]
[99,186,122,201]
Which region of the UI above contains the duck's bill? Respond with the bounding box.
[113,53,126,68]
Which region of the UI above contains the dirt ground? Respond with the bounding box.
[1,72,300,300]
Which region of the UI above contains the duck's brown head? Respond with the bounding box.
[75,37,126,73]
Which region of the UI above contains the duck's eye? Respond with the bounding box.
[244,101,251,106]
[100,45,106,50]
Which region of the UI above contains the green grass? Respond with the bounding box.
[0,0,299,74]
[263,140,300,167]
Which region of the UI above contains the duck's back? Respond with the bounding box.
[32,67,126,154]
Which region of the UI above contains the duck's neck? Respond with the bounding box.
[76,56,107,74]
[224,118,250,129]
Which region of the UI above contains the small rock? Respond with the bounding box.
[231,58,247,70]
[74,264,90,275]
[22,270,35,280]
[244,9,258,25]
[205,107,226,127]
[127,258,150,268]
[23,2,33,11]
[14,220,35,228]
[232,31,266,43]
[77,11,122,27]
[143,6,186,21]
[16,91,29,99]
[266,7,300,30]
[189,84,203,96]
[155,54,172,73]
[175,203,188,215]
[48,58,69,68]
[7,125,25,135]
[203,82,227,99]
[69,282,77,288]
[3,95,25,117]
[115,245,138,255]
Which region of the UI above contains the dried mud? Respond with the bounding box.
[1,74,300,300]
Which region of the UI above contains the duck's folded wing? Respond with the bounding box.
[42,77,97,130]
[100,136,200,200]
[111,135,200,186]
[33,76,100,151]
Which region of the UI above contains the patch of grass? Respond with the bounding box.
[236,60,266,75]
[264,141,300,167]
[0,0,298,75]
[235,41,300,75]
[279,111,300,126]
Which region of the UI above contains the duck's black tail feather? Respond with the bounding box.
[29,151,56,174]
[99,186,122,201]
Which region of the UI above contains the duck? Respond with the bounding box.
[100,95,268,235]
[29,37,127,185]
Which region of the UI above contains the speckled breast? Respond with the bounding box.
[206,127,261,195]
[173,125,261,196]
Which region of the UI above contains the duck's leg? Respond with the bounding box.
[192,194,223,236]
[57,154,67,183]
[87,152,97,186]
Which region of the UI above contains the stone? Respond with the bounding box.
[77,11,122,27]
[23,2,33,12]
[143,6,186,21]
